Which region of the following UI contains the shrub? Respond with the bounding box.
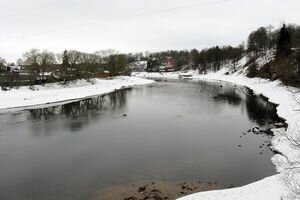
[247,63,258,78]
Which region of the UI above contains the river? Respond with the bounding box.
[0,80,283,200]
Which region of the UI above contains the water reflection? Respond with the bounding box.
[29,89,129,118]
[212,88,242,105]
[27,81,281,134]
[245,95,279,126]
[198,80,281,127]
[27,89,130,135]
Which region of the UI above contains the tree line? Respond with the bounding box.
[0,49,129,87]
[247,24,300,86]
[146,45,244,73]
[247,24,300,55]
[1,23,300,88]
[145,23,300,86]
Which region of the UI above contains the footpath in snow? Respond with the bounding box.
[0,76,154,112]
[133,70,300,200]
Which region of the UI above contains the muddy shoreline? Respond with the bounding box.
[91,180,224,200]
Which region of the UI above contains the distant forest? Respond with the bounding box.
[1,23,300,87]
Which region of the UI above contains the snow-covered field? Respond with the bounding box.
[0,76,154,112]
[133,66,300,200]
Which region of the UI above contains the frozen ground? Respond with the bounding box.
[133,56,300,200]
[0,76,154,112]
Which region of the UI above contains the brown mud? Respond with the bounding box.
[91,180,224,200]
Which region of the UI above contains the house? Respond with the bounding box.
[158,57,176,72]
[6,65,21,73]
[165,57,176,71]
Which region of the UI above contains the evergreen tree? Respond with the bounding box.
[214,46,221,71]
[62,50,70,67]
[146,56,159,72]
[276,24,292,58]
[61,50,70,81]
[190,49,199,69]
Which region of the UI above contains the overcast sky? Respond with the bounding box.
[0,0,299,62]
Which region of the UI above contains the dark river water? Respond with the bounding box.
[0,80,282,200]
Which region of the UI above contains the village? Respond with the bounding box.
[0,53,177,88]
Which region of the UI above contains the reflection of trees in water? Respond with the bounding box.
[213,88,242,106]
[27,89,129,136]
[197,80,242,106]
[28,89,129,120]
[244,95,279,126]
[29,107,58,120]
[205,81,281,125]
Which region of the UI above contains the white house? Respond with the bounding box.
[7,65,21,73]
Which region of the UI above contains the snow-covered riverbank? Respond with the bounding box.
[1,70,299,199]
[133,71,300,200]
[0,76,154,112]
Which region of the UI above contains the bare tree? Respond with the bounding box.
[279,89,300,199]
[39,50,56,82]
[95,49,118,58]
[22,49,40,85]
[0,57,6,70]
[16,58,23,66]
[67,50,81,79]
[281,126,300,200]
[22,49,56,85]
[23,49,40,65]
[108,54,128,76]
